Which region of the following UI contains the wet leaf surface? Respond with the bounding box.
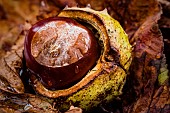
[0,0,170,113]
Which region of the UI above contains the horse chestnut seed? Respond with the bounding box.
[24,17,100,90]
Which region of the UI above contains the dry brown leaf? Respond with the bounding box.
[0,89,58,113]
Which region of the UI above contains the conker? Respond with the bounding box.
[24,17,100,90]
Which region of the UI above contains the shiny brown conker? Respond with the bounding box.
[24,17,100,90]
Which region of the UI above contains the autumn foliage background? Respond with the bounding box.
[0,0,169,113]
